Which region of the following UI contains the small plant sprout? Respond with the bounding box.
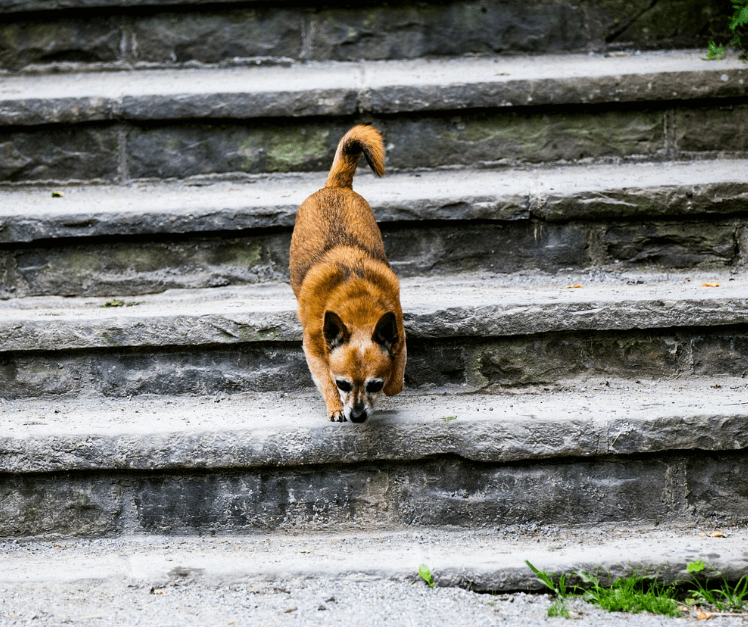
[526,560,573,617]
[418,564,434,588]
[706,40,726,59]
[687,561,748,613]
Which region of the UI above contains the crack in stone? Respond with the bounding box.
[605,0,659,43]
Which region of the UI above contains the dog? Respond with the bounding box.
[290,125,406,423]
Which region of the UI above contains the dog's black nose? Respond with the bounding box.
[350,405,368,423]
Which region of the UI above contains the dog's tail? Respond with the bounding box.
[325,125,385,189]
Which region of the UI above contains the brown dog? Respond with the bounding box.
[290,125,406,422]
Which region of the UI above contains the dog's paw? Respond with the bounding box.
[328,410,347,422]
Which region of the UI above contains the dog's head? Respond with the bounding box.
[324,310,400,423]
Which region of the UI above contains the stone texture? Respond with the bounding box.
[307,1,586,61]
[0,126,118,182]
[133,9,302,64]
[1,52,746,127]
[692,332,748,377]
[384,222,591,276]
[382,109,665,169]
[0,475,123,537]
[3,234,292,297]
[476,330,690,386]
[604,221,738,268]
[0,16,122,71]
[588,0,732,49]
[127,123,346,179]
[676,105,748,155]
[686,453,748,523]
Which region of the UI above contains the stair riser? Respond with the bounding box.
[0,0,727,72]
[2,218,745,298]
[0,451,744,538]
[3,104,748,184]
[2,326,746,399]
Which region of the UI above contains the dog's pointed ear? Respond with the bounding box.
[324,311,350,350]
[372,312,398,353]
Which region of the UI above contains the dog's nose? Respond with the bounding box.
[350,403,368,423]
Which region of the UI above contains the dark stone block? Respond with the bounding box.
[10,234,292,297]
[692,332,748,377]
[405,342,466,388]
[0,17,122,71]
[686,452,748,523]
[382,109,665,169]
[133,9,302,64]
[604,222,737,268]
[383,222,591,276]
[676,106,748,155]
[477,331,687,386]
[127,123,346,179]
[0,475,123,537]
[308,0,586,61]
[0,127,118,183]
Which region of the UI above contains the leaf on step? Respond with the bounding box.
[566,284,583,288]
[696,607,714,620]
[443,416,457,422]
[701,283,719,287]
[51,191,64,198]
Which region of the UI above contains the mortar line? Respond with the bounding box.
[117,124,129,184]
[665,108,677,159]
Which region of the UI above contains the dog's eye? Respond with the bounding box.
[336,379,353,393]
[366,380,384,394]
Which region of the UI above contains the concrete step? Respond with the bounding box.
[1,271,746,397]
[1,160,747,298]
[1,379,747,537]
[0,51,746,184]
[0,0,727,75]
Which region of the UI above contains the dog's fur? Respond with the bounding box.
[290,125,406,423]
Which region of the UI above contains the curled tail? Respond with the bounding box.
[325,125,385,189]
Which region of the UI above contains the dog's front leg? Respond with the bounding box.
[302,336,346,422]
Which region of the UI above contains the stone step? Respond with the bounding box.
[1,272,746,397]
[1,379,746,537]
[1,160,747,298]
[0,0,728,75]
[1,530,746,595]
[0,51,746,184]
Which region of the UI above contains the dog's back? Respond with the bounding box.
[289,125,387,296]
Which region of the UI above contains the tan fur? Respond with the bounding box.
[290,125,406,422]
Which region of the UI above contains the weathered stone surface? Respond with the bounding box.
[384,222,591,276]
[1,52,746,127]
[476,330,689,386]
[686,453,748,523]
[0,127,118,182]
[0,16,122,71]
[2,274,748,356]
[4,234,292,297]
[0,475,123,537]
[3,380,747,472]
[382,108,665,169]
[676,105,748,155]
[587,0,731,49]
[127,123,346,179]
[604,221,738,268]
[133,9,302,64]
[307,1,586,61]
[692,332,748,377]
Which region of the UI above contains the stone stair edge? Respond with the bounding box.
[1,529,746,592]
[2,379,747,474]
[2,159,748,243]
[1,271,746,351]
[0,51,745,127]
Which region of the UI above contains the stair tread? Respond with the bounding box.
[0,526,746,591]
[2,158,748,243]
[1,270,746,350]
[1,50,745,126]
[2,378,746,473]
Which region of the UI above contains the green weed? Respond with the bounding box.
[706,40,726,60]
[706,1,748,58]
[418,564,434,588]
[687,560,748,613]
[576,571,681,617]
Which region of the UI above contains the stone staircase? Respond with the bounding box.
[0,0,747,598]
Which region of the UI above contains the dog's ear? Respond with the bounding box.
[372,312,398,353]
[324,311,350,350]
